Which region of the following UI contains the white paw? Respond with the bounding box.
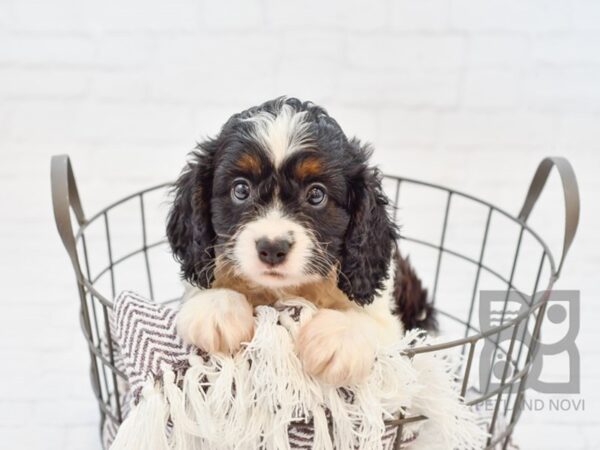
[296,309,376,386]
[176,288,254,354]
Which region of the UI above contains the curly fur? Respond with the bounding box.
[167,141,218,288]
[338,139,399,305]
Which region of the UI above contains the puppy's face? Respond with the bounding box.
[210,106,350,289]
[168,98,396,305]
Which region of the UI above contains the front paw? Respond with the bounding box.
[296,309,376,386]
[176,288,254,354]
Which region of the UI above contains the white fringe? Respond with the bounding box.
[111,377,170,450]
[407,336,489,450]
[110,300,487,450]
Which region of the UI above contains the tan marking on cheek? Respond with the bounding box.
[236,153,261,175]
[294,157,323,179]
[293,271,352,310]
[212,259,279,305]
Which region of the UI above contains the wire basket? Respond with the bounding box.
[51,155,579,449]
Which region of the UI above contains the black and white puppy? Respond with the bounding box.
[168,97,435,385]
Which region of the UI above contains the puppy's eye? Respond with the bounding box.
[231,179,251,203]
[306,184,327,207]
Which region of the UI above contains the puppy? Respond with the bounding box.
[168,97,435,386]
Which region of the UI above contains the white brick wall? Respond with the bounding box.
[1,0,599,448]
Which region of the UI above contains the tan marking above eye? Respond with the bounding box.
[236,153,261,174]
[294,157,323,178]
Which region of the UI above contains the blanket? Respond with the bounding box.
[103,291,486,450]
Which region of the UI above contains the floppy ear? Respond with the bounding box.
[167,141,217,288]
[338,140,398,305]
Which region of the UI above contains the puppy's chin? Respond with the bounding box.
[245,266,322,289]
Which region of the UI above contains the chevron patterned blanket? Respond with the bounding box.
[102,291,486,450]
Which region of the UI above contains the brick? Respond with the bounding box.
[201,0,265,30]
[264,0,344,30]
[77,104,196,143]
[150,66,278,105]
[525,67,600,112]
[87,0,200,32]
[390,0,451,31]
[342,0,388,31]
[325,105,379,142]
[0,303,76,331]
[33,399,98,426]
[379,109,439,147]
[337,69,461,108]
[572,0,600,31]
[273,34,343,98]
[533,34,600,66]
[0,69,88,99]
[0,401,34,427]
[282,32,345,61]
[192,106,246,137]
[90,71,150,102]
[468,34,531,68]
[10,0,88,32]
[4,0,187,35]
[275,60,339,104]
[516,422,588,450]
[6,102,196,146]
[450,0,572,32]
[0,427,65,450]
[462,69,520,109]
[0,36,94,66]
[65,426,103,450]
[0,1,9,29]
[347,35,466,70]
[154,34,278,69]
[87,143,191,183]
[94,35,154,68]
[559,114,600,148]
[439,111,557,147]
[0,104,11,137]
[6,102,85,141]
[0,317,74,350]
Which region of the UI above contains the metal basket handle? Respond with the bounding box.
[518,157,580,277]
[51,154,85,281]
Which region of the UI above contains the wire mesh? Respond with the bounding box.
[62,174,562,450]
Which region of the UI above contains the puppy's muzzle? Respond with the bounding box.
[256,238,292,266]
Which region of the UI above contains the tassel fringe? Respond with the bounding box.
[110,301,487,450]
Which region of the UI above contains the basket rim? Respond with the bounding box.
[77,174,558,276]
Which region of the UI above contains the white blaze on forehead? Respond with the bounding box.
[243,103,312,167]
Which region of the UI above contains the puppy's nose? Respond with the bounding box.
[256,238,291,266]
